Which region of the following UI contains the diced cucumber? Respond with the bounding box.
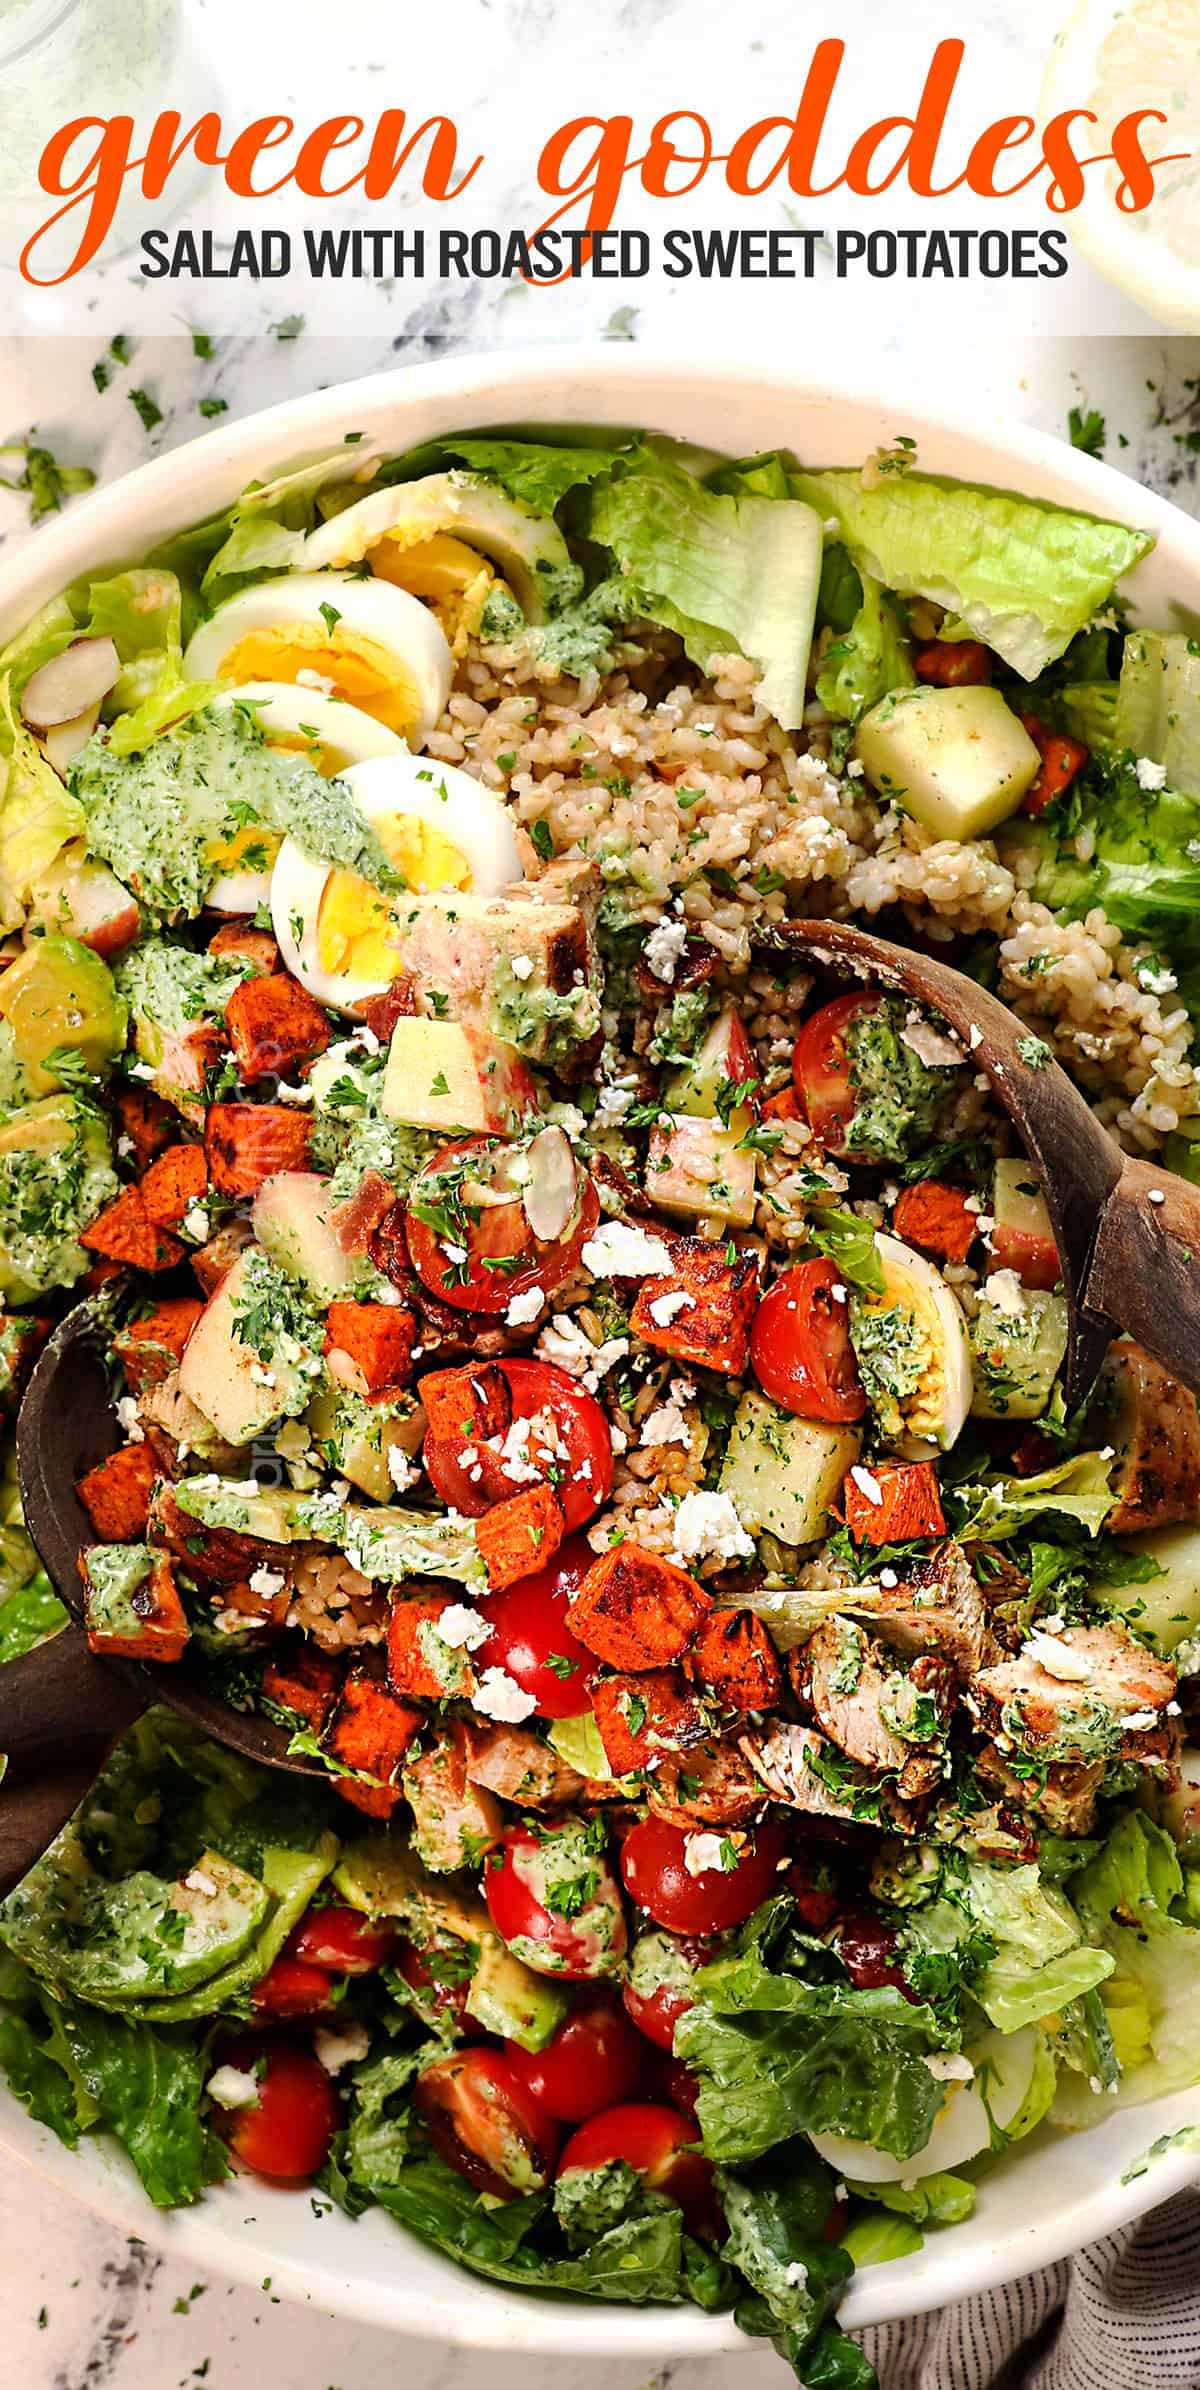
[854,685,1040,840]
[1091,1521,1200,1655]
[969,1285,1068,1420]
[720,1390,860,1546]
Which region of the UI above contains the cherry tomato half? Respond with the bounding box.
[214,2040,341,2183]
[558,2102,720,2241]
[424,1361,613,1535]
[252,1956,336,2018]
[792,992,881,1160]
[473,1533,599,1717]
[621,1816,789,1937]
[405,1137,599,1315]
[288,1903,397,1975]
[836,1908,916,2000]
[485,1824,628,1980]
[621,1932,710,2052]
[414,2047,560,2199]
[393,1940,475,2034]
[750,1258,866,1423]
[506,1991,646,2123]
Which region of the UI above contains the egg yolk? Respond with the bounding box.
[316,811,471,984]
[205,819,283,876]
[370,532,495,656]
[217,625,422,739]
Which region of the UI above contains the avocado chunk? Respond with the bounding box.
[4,1848,270,2009]
[0,936,126,1097]
[132,1839,338,2024]
[333,1829,567,2051]
[171,1476,310,1543]
[0,1093,117,1303]
[466,1936,568,2052]
[306,1382,423,1503]
[854,684,1040,840]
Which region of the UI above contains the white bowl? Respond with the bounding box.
[2,346,1198,2349]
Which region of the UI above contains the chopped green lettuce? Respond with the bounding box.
[789,467,1151,680]
[952,1449,1115,1542]
[816,575,914,721]
[587,441,823,728]
[0,676,86,928]
[1029,750,1200,1018]
[1114,630,1200,793]
[1053,1813,1200,2125]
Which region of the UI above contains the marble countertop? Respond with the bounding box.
[0,308,1198,2387]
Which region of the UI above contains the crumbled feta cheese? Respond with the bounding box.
[472,1666,539,1722]
[901,1013,963,1070]
[648,1288,693,1327]
[845,758,865,780]
[248,1566,285,1599]
[313,2023,371,2076]
[181,1202,210,1242]
[594,1079,638,1128]
[1136,756,1168,791]
[643,917,689,984]
[968,1024,984,1051]
[184,1868,218,1897]
[1123,1709,1161,1732]
[386,1445,421,1493]
[510,954,534,982]
[983,1268,1026,1317]
[115,1395,145,1443]
[442,1241,468,1267]
[249,1364,278,1389]
[116,1132,134,1160]
[1023,1630,1093,1683]
[925,2052,974,2083]
[684,1832,729,1877]
[505,1285,546,1328]
[640,1398,693,1450]
[671,1489,754,1567]
[850,1465,883,1507]
[206,2065,260,2111]
[879,1567,899,1589]
[437,1603,492,1652]
[127,1059,157,1082]
[581,1220,672,1279]
[274,1079,317,1106]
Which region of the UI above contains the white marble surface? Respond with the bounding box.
[0,308,1199,2384]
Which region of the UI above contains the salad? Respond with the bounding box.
[0,424,1198,2390]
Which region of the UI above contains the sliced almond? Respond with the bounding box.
[21,636,119,730]
[521,1126,578,1243]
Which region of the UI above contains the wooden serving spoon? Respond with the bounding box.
[767,918,1200,1406]
[0,1302,323,1898]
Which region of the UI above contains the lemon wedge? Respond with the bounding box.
[1040,0,1200,329]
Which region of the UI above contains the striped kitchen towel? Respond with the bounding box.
[860,2192,1200,2387]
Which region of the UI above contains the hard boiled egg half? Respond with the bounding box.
[304,471,578,652]
[183,571,453,748]
[203,683,405,914]
[855,1231,972,1454]
[809,2026,1047,2185]
[270,751,522,1012]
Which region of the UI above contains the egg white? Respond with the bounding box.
[204,683,407,914]
[270,751,523,1014]
[809,2027,1041,2185]
[183,571,453,749]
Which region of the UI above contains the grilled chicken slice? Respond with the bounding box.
[458,1719,589,1809]
[1099,1341,1200,1533]
[872,1543,1000,1677]
[647,1738,767,1828]
[799,1617,954,1796]
[403,1726,504,1874]
[974,1742,1106,1838]
[972,1621,1176,1766]
[739,1720,922,1833]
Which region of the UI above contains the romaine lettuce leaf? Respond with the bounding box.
[413,435,632,517]
[0,1980,225,2206]
[0,1569,67,1663]
[0,675,86,925]
[816,575,914,721]
[1053,1813,1200,2125]
[952,1449,1115,1542]
[1115,630,1200,793]
[676,1906,943,2163]
[788,467,1151,680]
[587,441,822,728]
[1029,749,1200,1017]
[200,447,387,601]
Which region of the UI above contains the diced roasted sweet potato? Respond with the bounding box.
[114,1297,204,1395]
[592,1667,704,1775]
[80,1546,189,1661]
[115,1082,176,1172]
[208,919,280,974]
[322,1669,422,1785]
[80,1189,185,1273]
[262,1641,342,1733]
[688,1608,782,1713]
[387,1593,476,1700]
[335,1777,404,1818]
[475,1484,563,1592]
[761,1086,801,1123]
[78,1441,159,1541]
[630,1232,760,1375]
[225,972,331,1087]
[569,1542,711,1670]
[141,1143,208,1230]
[323,1299,417,1397]
[419,1363,512,1445]
[206,1103,312,1197]
[842,1461,946,1546]
[893,1182,979,1265]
